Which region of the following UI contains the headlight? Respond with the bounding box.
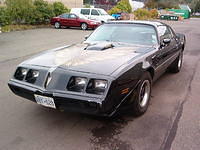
[94,80,107,88]
[90,21,97,25]
[86,79,108,95]
[75,77,87,88]
[21,68,28,76]
[14,67,28,80]
[25,70,39,83]
[67,77,87,92]
[32,70,39,78]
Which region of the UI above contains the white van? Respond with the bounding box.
[71,8,115,23]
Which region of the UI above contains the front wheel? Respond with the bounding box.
[169,51,183,73]
[81,23,88,30]
[54,22,61,29]
[130,72,152,116]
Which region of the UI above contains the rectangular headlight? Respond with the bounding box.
[94,80,108,89]
[67,77,87,92]
[86,79,108,95]
[75,77,87,86]
[14,67,28,80]
[25,70,39,83]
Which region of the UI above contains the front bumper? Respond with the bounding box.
[8,80,109,116]
[88,24,100,29]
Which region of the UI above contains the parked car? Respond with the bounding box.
[8,21,186,117]
[71,8,115,23]
[50,13,101,30]
[112,13,122,20]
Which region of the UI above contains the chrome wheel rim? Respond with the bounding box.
[139,80,151,108]
[178,53,183,69]
[81,23,87,30]
[55,22,60,28]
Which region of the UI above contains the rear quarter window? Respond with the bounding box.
[81,9,90,15]
[60,14,69,18]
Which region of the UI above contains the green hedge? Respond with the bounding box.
[108,0,132,14]
[0,6,11,26]
[53,2,69,16]
[134,8,158,20]
[0,0,69,26]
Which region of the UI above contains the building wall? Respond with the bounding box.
[47,0,83,8]
[94,0,119,10]
[0,0,83,8]
[0,0,5,5]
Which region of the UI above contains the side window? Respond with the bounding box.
[60,14,69,18]
[168,27,176,38]
[81,9,90,15]
[91,9,99,16]
[158,25,172,39]
[69,14,77,19]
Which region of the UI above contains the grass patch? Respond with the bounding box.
[1,24,51,33]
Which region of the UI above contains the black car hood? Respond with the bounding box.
[22,43,153,76]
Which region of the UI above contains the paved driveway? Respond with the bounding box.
[0,20,199,150]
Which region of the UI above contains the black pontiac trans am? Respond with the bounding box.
[8,21,186,117]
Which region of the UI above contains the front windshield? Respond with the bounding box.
[86,24,158,46]
[98,9,108,15]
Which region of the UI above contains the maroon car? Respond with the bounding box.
[50,13,101,30]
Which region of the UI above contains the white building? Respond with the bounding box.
[129,0,145,11]
[47,0,83,8]
[0,0,5,5]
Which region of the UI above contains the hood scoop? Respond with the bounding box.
[85,42,114,51]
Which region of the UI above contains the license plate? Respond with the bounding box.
[34,94,56,109]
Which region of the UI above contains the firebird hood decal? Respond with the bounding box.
[22,43,152,76]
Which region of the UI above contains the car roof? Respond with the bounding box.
[71,8,103,9]
[106,20,167,27]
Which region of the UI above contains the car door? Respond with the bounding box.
[68,14,79,27]
[59,14,69,26]
[90,9,100,21]
[152,25,179,79]
[169,26,181,53]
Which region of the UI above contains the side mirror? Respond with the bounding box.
[163,38,171,44]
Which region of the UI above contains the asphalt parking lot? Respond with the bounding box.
[0,19,200,150]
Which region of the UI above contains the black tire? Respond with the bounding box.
[130,72,152,116]
[169,51,183,73]
[81,23,88,30]
[54,22,61,29]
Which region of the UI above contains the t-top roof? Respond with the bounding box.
[106,20,166,27]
